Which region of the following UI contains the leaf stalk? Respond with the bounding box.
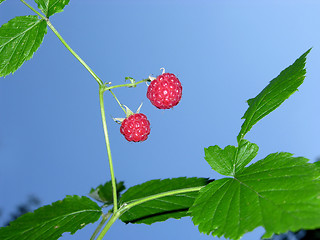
[95,185,203,239]
[46,21,104,86]
[90,211,112,240]
[20,0,47,20]
[20,0,104,86]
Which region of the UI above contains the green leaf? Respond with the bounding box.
[237,49,311,142]
[0,16,47,78]
[314,161,320,179]
[0,195,102,240]
[190,152,320,240]
[119,177,210,224]
[204,139,258,176]
[89,180,125,205]
[34,0,70,18]
[125,76,136,85]
[0,0,6,5]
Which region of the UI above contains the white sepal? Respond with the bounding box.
[113,117,125,124]
[123,105,134,118]
[148,75,156,81]
[136,103,143,113]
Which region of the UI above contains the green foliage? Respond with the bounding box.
[120,177,210,224]
[34,0,70,18]
[0,0,5,5]
[237,49,311,142]
[89,180,125,205]
[204,139,259,176]
[0,2,317,238]
[0,196,102,240]
[315,161,320,177]
[190,151,320,240]
[0,16,47,77]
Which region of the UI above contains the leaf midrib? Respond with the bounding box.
[234,176,303,223]
[240,69,305,141]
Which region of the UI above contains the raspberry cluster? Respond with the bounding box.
[147,73,182,109]
[120,113,150,142]
[119,71,182,142]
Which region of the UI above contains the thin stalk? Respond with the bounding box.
[103,79,150,92]
[20,0,47,19]
[96,212,120,240]
[109,90,126,114]
[96,185,204,239]
[99,87,118,213]
[46,21,103,86]
[90,212,112,240]
[119,186,203,214]
[20,0,103,86]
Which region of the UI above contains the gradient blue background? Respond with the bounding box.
[1,1,320,239]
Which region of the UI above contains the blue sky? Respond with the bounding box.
[1,1,320,240]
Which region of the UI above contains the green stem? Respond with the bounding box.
[96,185,203,239]
[90,211,112,240]
[20,0,104,86]
[109,90,126,114]
[99,87,118,213]
[96,212,120,240]
[119,186,203,214]
[46,21,103,86]
[103,79,150,92]
[20,0,47,19]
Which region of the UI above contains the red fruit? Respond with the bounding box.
[147,73,182,109]
[120,113,151,142]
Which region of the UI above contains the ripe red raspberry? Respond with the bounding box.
[120,113,151,142]
[147,73,182,109]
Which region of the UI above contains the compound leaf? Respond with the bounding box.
[237,49,311,142]
[34,0,70,18]
[0,195,102,240]
[190,152,320,240]
[0,15,47,77]
[204,139,258,176]
[89,180,125,205]
[119,177,211,224]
